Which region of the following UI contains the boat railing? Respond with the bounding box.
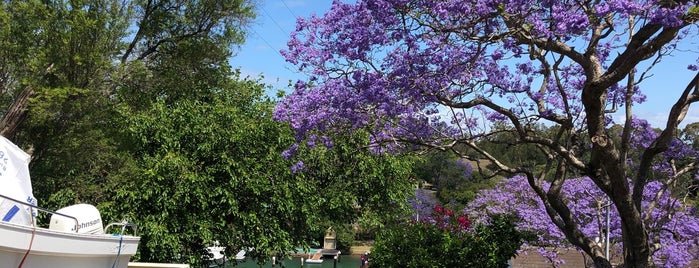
[1,193,139,236]
[0,193,79,232]
[105,221,139,236]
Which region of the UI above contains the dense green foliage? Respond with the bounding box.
[115,76,299,264]
[371,210,526,268]
[288,130,416,249]
[115,86,415,265]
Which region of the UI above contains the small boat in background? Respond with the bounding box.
[205,242,247,267]
[205,243,226,267]
[235,249,247,261]
[305,250,324,264]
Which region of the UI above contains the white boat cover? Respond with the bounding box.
[0,135,37,225]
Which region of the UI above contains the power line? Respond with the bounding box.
[280,0,299,19]
[250,28,286,59]
[262,6,290,36]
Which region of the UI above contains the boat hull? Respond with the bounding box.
[0,220,139,268]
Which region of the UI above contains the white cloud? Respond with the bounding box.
[614,106,699,130]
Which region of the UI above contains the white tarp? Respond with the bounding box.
[0,135,37,225]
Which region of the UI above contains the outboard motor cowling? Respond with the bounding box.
[49,204,104,235]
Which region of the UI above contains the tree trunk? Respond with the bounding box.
[592,256,613,268]
[583,79,651,268]
[0,85,34,139]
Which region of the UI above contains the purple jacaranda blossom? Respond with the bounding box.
[281,144,298,160]
[290,160,305,173]
[274,0,690,149]
[465,176,699,267]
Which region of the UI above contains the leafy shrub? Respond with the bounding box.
[370,205,526,268]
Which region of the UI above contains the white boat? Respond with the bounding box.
[305,258,324,264]
[205,244,226,267]
[234,249,246,261]
[305,250,323,264]
[205,243,247,267]
[0,211,140,268]
[0,135,140,268]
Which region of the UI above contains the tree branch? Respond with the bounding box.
[635,71,699,209]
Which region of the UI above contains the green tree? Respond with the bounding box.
[0,1,417,265]
[474,123,555,174]
[113,81,415,264]
[114,76,311,265]
[681,122,699,150]
[7,0,138,212]
[678,123,699,206]
[290,130,416,246]
[0,0,131,138]
[412,151,496,205]
[0,0,256,208]
[413,151,466,188]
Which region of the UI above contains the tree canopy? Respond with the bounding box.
[0,0,417,265]
[275,1,699,267]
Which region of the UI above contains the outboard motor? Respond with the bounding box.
[49,204,104,235]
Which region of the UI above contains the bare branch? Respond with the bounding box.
[635,72,699,208]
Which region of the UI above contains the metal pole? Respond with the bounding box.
[416,186,420,222]
[605,198,610,260]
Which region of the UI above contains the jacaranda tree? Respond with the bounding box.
[274,1,699,267]
[466,176,699,267]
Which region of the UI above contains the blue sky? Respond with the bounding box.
[230,1,328,91]
[231,0,699,128]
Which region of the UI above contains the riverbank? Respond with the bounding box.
[348,245,372,255]
[348,240,373,255]
[223,255,363,268]
[290,241,373,257]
